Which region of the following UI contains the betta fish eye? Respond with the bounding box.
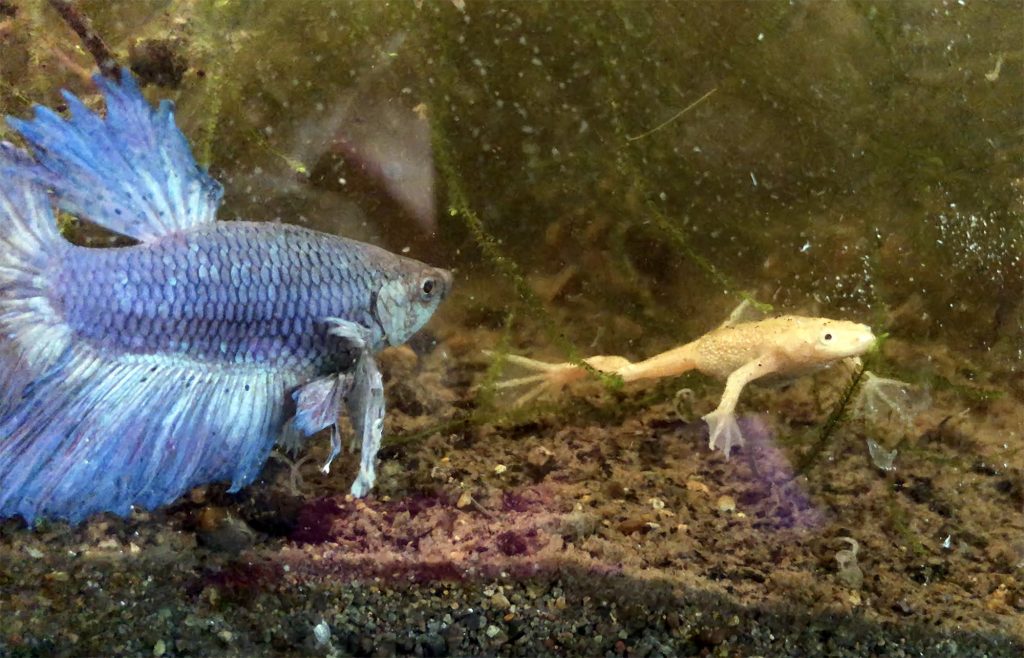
[419,276,437,302]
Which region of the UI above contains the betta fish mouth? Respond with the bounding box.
[437,268,454,300]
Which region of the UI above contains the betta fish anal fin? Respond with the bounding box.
[4,69,222,240]
[0,355,292,523]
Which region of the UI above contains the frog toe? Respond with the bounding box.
[703,410,745,457]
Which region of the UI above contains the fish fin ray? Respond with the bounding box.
[289,375,350,436]
[4,68,222,241]
[0,143,70,378]
[346,350,385,498]
[0,346,290,524]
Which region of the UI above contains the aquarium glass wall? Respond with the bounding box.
[1,1,1021,656]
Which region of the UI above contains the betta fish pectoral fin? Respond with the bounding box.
[328,319,386,497]
[283,318,385,489]
[0,69,449,524]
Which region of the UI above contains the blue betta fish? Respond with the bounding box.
[0,70,451,524]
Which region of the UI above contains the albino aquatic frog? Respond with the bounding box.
[496,314,877,455]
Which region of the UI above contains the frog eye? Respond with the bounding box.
[824,333,833,341]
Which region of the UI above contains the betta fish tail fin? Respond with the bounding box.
[0,143,72,388]
[0,72,289,525]
[0,142,82,524]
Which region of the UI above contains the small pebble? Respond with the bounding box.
[188,486,208,504]
[835,537,863,589]
[837,564,864,589]
[313,620,331,646]
[686,479,711,495]
[526,445,557,480]
[152,639,166,657]
[196,507,256,553]
[527,446,554,468]
[490,592,511,610]
[716,495,736,514]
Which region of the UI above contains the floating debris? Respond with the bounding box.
[851,372,930,433]
[867,438,898,471]
[985,54,1004,82]
[834,537,864,589]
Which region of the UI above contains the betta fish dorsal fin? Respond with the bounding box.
[4,68,222,241]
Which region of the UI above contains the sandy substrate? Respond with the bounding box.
[1,327,1022,657]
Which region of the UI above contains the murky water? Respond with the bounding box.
[1,1,1021,656]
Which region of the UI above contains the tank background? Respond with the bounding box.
[1,0,1020,370]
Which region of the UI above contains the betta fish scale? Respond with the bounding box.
[0,70,451,524]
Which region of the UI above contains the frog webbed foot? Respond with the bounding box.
[703,409,745,457]
[278,421,308,456]
[489,352,587,406]
[488,352,630,406]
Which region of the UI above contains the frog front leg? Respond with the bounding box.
[703,352,782,456]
